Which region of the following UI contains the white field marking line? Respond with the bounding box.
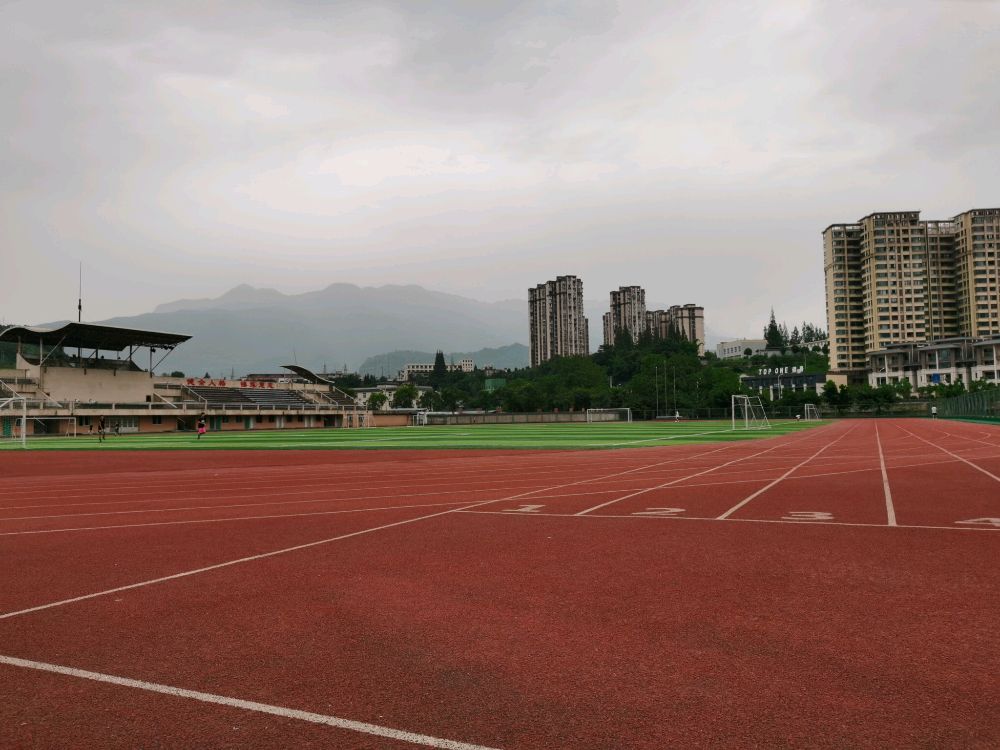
[587,427,735,447]
[927,427,1000,452]
[0,501,473,538]
[0,460,607,503]
[0,654,498,750]
[0,481,564,522]
[0,449,660,498]
[0,450,735,621]
[896,425,1000,484]
[875,422,897,527]
[574,437,803,516]
[456,509,999,532]
[0,452,645,502]
[716,426,856,520]
[0,450,731,509]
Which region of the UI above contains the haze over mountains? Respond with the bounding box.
[30,283,728,376]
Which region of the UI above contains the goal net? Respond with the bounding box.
[803,403,821,421]
[731,395,770,430]
[0,397,27,449]
[413,411,429,426]
[586,408,632,423]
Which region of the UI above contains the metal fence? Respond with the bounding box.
[936,389,1000,421]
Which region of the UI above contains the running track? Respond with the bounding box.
[1,419,998,748]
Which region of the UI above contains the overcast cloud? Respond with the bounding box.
[3,0,998,340]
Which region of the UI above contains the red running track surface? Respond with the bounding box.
[1,419,998,748]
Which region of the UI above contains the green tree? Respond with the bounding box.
[367,391,388,411]
[764,309,783,349]
[391,384,418,408]
[430,350,448,388]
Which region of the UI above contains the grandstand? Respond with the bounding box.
[0,323,381,437]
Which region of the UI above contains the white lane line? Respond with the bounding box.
[587,428,734,447]
[0,654,498,750]
[457,509,999,531]
[716,426,855,520]
[0,483,550,523]
[875,422,897,526]
[0,449,741,621]
[0,501,471,538]
[574,437,805,516]
[896,425,1000,483]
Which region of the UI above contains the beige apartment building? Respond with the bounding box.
[824,208,1000,382]
[528,275,590,367]
[603,286,647,346]
[646,305,705,355]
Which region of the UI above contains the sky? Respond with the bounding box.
[3,0,998,339]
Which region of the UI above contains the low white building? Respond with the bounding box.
[716,339,768,359]
[353,384,433,408]
[398,359,474,381]
[867,337,1000,388]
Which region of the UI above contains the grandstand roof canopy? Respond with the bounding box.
[282,364,335,386]
[0,323,191,351]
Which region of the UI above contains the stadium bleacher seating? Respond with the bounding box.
[242,389,312,407]
[185,386,316,409]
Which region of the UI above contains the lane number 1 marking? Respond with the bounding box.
[783,511,834,521]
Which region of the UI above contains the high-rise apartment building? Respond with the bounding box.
[666,304,706,355]
[603,286,647,346]
[644,305,706,355]
[824,208,1000,380]
[528,275,590,367]
[954,208,1000,337]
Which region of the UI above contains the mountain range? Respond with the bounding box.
[31,283,728,376]
[94,284,529,376]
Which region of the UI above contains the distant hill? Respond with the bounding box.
[58,283,530,376]
[358,344,529,377]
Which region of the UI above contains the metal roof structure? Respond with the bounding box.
[281,364,336,386]
[0,323,191,351]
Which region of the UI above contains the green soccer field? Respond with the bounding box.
[1,420,828,451]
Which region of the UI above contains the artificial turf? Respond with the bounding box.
[2,419,827,451]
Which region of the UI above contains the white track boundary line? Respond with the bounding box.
[457,509,998,532]
[0,501,471,538]
[896,425,1000,483]
[0,483,552,523]
[0,448,747,621]
[588,427,734,447]
[716,426,855,520]
[10,453,988,538]
[574,434,811,516]
[0,654,497,750]
[875,422,897,526]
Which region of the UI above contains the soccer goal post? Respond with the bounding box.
[586,408,632,423]
[731,395,770,430]
[803,403,821,421]
[0,397,28,449]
